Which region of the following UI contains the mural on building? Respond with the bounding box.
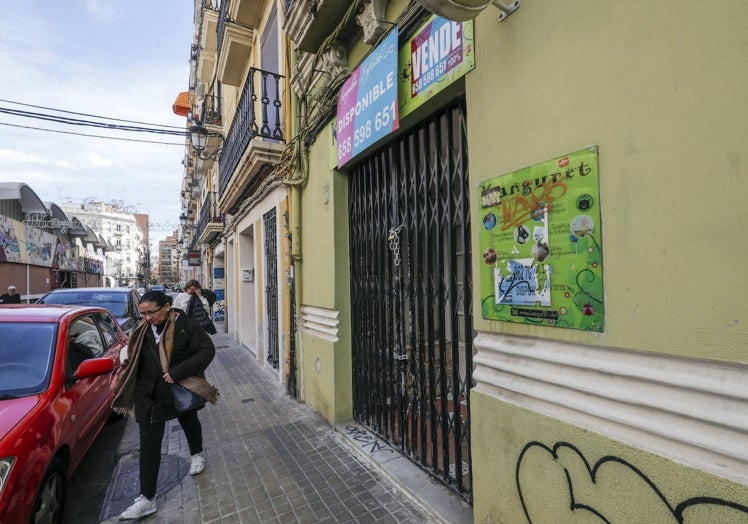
[0,215,102,272]
[516,441,748,523]
[0,215,22,262]
[213,267,225,321]
[478,146,604,331]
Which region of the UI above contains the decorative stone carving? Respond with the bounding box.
[356,0,389,45]
[319,41,350,81]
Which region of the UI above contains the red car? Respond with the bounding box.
[0,305,127,524]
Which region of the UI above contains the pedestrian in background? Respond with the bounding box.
[173,279,217,334]
[0,285,21,304]
[111,291,216,520]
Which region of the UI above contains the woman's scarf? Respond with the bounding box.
[111,311,217,413]
[110,311,176,414]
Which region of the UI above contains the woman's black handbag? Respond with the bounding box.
[170,383,206,414]
[204,318,217,335]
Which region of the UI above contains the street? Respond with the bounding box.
[62,415,126,523]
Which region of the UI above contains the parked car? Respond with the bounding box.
[0,305,127,524]
[36,287,142,335]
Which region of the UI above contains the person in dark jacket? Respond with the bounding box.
[0,285,21,304]
[111,291,216,520]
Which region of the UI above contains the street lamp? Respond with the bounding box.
[189,123,223,160]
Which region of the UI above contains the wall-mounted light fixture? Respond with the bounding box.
[414,0,519,22]
[189,124,224,160]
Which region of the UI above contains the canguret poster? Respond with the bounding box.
[478,146,604,332]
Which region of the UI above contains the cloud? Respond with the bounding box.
[0,1,193,245]
[87,153,118,168]
[0,148,76,169]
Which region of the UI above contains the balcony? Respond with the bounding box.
[217,67,286,214]
[197,3,219,86]
[216,0,255,87]
[284,0,356,53]
[197,193,223,245]
[195,90,223,171]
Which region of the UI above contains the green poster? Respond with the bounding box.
[478,146,604,332]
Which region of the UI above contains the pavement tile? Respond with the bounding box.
[102,328,462,523]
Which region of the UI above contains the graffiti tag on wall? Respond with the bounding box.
[516,441,748,523]
[344,426,396,455]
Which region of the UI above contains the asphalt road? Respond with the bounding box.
[62,415,127,523]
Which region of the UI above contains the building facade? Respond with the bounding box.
[182,1,748,522]
[0,183,108,301]
[58,200,148,288]
[181,0,291,388]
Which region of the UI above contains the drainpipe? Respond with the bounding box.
[289,184,303,401]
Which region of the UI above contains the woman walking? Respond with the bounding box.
[173,279,217,334]
[112,291,217,520]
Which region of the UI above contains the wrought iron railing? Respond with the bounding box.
[202,88,223,126]
[349,101,473,502]
[217,0,228,60]
[218,67,285,197]
[264,208,279,369]
[196,193,221,239]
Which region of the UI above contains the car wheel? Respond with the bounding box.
[32,458,66,524]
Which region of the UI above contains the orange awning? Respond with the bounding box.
[172,91,190,117]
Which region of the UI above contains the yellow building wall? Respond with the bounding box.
[468,0,748,363]
[468,1,748,521]
[299,125,353,422]
[472,392,748,524]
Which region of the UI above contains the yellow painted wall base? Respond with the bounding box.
[471,392,748,524]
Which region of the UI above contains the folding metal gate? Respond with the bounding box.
[264,208,279,369]
[349,101,473,501]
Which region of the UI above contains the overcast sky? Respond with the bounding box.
[0,1,194,245]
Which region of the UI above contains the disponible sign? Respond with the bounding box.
[336,28,399,167]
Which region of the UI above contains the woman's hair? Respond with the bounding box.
[185,279,201,289]
[140,290,170,307]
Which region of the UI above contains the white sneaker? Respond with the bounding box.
[189,453,205,475]
[119,494,157,520]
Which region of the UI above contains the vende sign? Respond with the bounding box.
[410,17,464,96]
[187,251,201,266]
[335,28,399,168]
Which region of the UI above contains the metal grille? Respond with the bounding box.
[349,101,473,501]
[264,208,279,369]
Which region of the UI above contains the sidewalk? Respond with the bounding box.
[99,327,472,523]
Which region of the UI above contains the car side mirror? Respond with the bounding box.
[74,357,115,380]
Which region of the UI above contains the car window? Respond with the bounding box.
[40,290,128,317]
[69,316,105,357]
[0,322,55,394]
[94,311,119,348]
[67,316,107,382]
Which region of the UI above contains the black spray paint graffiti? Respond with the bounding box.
[345,426,396,455]
[516,441,748,524]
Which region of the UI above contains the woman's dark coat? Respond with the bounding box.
[133,312,215,424]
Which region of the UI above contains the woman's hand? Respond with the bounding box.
[163,371,174,384]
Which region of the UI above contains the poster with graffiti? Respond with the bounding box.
[213,267,225,322]
[478,146,604,331]
[22,222,55,266]
[0,215,22,263]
